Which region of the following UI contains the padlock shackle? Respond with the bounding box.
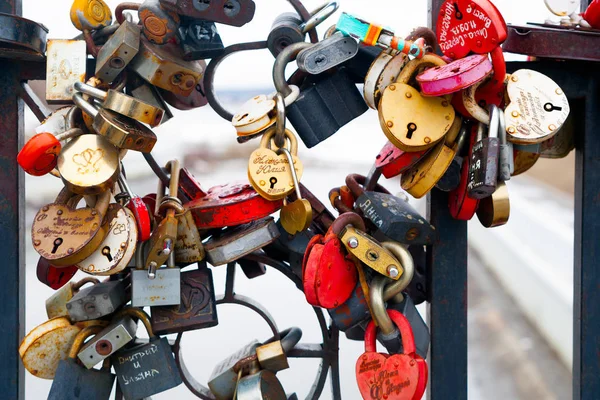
[328,187,353,214]
[71,276,100,291]
[345,173,391,200]
[278,148,302,200]
[74,81,108,101]
[300,0,339,33]
[461,72,493,124]
[274,92,286,149]
[68,325,104,359]
[114,307,156,339]
[259,127,299,155]
[487,104,500,140]
[273,41,312,97]
[330,212,366,235]
[262,327,303,353]
[72,93,99,119]
[396,54,446,85]
[381,242,415,302]
[363,309,416,355]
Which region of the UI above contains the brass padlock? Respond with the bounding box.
[74,81,164,127]
[46,277,100,319]
[174,208,205,266]
[95,20,141,83]
[256,327,302,373]
[378,54,455,152]
[139,0,180,44]
[73,93,157,153]
[477,181,510,228]
[70,0,112,31]
[45,39,87,104]
[129,37,205,97]
[32,189,111,267]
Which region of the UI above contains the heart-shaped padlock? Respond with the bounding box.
[417,54,492,96]
[379,54,455,152]
[504,69,570,144]
[356,309,426,400]
[436,0,507,59]
[248,128,304,200]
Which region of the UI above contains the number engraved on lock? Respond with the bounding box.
[251,153,298,195]
[72,148,105,174]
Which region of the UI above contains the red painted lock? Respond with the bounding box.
[375,141,428,179]
[356,309,428,400]
[449,124,479,220]
[417,54,492,97]
[36,257,78,290]
[118,175,152,241]
[302,213,365,309]
[436,0,507,59]
[17,128,82,176]
[584,0,600,29]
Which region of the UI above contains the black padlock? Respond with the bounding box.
[48,326,115,400]
[405,245,427,305]
[111,308,182,399]
[264,219,315,282]
[179,18,225,60]
[267,12,305,57]
[467,105,500,199]
[274,43,368,148]
[346,174,436,245]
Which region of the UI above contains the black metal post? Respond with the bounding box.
[0,2,25,400]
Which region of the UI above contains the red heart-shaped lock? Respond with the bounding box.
[436,0,507,59]
[302,231,358,309]
[356,310,427,400]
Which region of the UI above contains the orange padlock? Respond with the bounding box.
[17,128,83,176]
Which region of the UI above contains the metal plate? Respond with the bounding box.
[131,268,181,307]
[45,39,86,104]
[78,317,137,368]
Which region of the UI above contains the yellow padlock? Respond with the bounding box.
[477,181,510,228]
[378,54,455,152]
[70,0,113,31]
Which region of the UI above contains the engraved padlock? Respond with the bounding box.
[45,39,87,104]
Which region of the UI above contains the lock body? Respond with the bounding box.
[48,357,115,400]
[208,340,260,400]
[46,40,87,104]
[131,267,181,307]
[77,316,137,368]
[159,0,256,27]
[468,136,500,199]
[66,280,128,322]
[180,20,225,60]
[95,21,140,83]
[297,33,359,75]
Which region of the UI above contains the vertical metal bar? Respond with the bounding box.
[573,78,600,400]
[0,2,25,398]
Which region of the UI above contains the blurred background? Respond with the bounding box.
[22,0,576,398]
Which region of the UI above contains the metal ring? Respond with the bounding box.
[300,1,339,33]
[278,147,302,200]
[274,93,286,149]
[273,42,312,97]
[287,0,320,44]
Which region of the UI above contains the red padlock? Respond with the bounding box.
[36,257,78,290]
[436,0,507,59]
[119,175,152,241]
[375,142,428,180]
[417,54,492,97]
[302,213,365,309]
[449,124,479,220]
[356,309,428,400]
[17,128,82,176]
[584,0,600,29]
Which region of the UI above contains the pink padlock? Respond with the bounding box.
[417,54,492,97]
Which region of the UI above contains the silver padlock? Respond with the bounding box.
[77,314,137,368]
[46,39,87,104]
[205,217,280,266]
[95,20,141,83]
[208,340,260,400]
[131,243,181,307]
[296,32,359,75]
[237,364,287,400]
[66,279,128,322]
[497,108,513,181]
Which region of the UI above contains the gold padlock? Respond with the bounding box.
[73,93,157,153]
[174,209,205,265]
[74,81,164,127]
[70,0,113,31]
[32,188,111,267]
[512,149,540,176]
[378,54,455,152]
[477,181,510,228]
[401,141,455,199]
[46,277,100,319]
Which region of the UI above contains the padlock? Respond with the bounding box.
[150,263,218,335]
[436,0,507,59]
[208,340,261,400]
[504,69,570,145]
[74,81,164,127]
[129,37,206,97]
[179,19,225,60]
[539,113,575,159]
[117,174,153,242]
[32,189,111,267]
[76,203,138,275]
[302,213,362,308]
[45,39,87,104]
[405,245,427,306]
[145,160,182,270]
[238,258,268,279]
[174,207,205,266]
[133,244,181,307]
[110,308,182,399]
[66,279,128,322]
[497,108,513,182]
[273,42,368,148]
[236,366,287,400]
[159,80,209,110]
[73,93,157,153]
[256,327,302,373]
[356,309,427,400]
[449,123,480,221]
[46,277,99,319]
[347,174,436,245]
[77,310,138,368]
[35,106,76,135]
[279,145,312,235]
[18,127,83,176]
[477,181,510,228]
[95,21,140,83]
[512,148,540,176]
[264,219,316,281]
[374,141,428,179]
[48,326,115,400]
[290,182,336,234]
[296,32,359,75]
[267,12,305,57]
[139,0,180,44]
[247,128,304,201]
[364,49,408,110]
[159,0,256,27]
[378,54,455,152]
[435,122,470,192]
[70,0,113,31]
[19,317,108,379]
[37,257,79,290]
[128,81,174,126]
[417,53,493,97]
[467,105,501,199]
[205,217,280,266]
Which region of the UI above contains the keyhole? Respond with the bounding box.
[453,2,463,19]
[406,123,417,139]
[102,246,113,262]
[269,177,278,189]
[314,55,327,65]
[51,238,63,254]
[223,0,240,16]
[544,102,562,112]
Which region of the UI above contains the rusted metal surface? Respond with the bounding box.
[0,12,47,58]
[45,39,87,103]
[159,0,256,27]
[503,24,600,62]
